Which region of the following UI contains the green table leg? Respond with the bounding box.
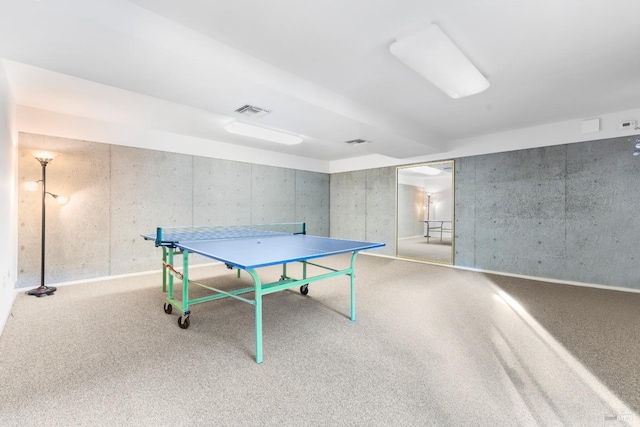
[350,252,358,322]
[183,249,190,315]
[247,269,263,364]
[168,247,175,299]
[162,247,167,293]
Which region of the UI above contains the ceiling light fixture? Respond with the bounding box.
[416,166,441,176]
[389,23,490,99]
[224,121,303,145]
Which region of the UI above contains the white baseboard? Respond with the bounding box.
[364,252,640,294]
[16,261,222,291]
[453,264,640,294]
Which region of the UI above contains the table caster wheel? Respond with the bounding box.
[178,315,190,329]
[300,284,309,295]
[163,302,172,314]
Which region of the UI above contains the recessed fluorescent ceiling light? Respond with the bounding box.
[224,121,303,145]
[415,166,441,176]
[389,23,490,99]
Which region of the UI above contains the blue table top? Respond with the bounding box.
[175,234,384,269]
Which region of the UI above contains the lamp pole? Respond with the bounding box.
[27,156,57,297]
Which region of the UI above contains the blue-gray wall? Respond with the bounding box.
[330,167,395,257]
[330,134,640,290]
[18,132,640,290]
[455,135,640,289]
[17,133,329,287]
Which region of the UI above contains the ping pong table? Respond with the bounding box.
[142,223,384,363]
[421,220,452,243]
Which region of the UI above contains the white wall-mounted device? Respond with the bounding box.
[619,120,636,130]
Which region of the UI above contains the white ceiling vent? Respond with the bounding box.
[235,104,271,118]
[345,138,370,145]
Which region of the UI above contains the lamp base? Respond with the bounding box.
[26,285,57,297]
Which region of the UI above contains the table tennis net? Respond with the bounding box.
[155,222,305,245]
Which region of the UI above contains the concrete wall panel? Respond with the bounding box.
[564,137,640,288]
[250,164,296,224]
[329,171,366,241]
[295,170,329,237]
[18,131,640,291]
[365,167,395,255]
[110,146,193,275]
[474,218,566,275]
[454,157,475,267]
[453,135,640,289]
[17,134,330,286]
[474,147,566,220]
[193,157,252,226]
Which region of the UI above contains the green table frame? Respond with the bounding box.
[159,246,361,364]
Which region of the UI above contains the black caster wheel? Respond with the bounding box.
[163,302,173,314]
[300,284,309,295]
[178,315,190,329]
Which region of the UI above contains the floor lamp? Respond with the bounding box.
[25,152,68,297]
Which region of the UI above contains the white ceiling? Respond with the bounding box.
[2,0,640,166]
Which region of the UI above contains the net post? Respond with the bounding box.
[156,227,163,247]
[302,222,306,235]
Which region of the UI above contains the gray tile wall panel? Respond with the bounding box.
[473,147,566,221]
[453,157,475,267]
[295,170,329,237]
[193,157,252,226]
[18,132,640,290]
[17,134,331,285]
[467,147,568,279]
[474,217,566,275]
[329,171,366,241]
[365,167,395,256]
[564,136,640,288]
[565,219,638,285]
[327,136,640,289]
[453,135,640,289]
[110,146,193,275]
[250,164,296,224]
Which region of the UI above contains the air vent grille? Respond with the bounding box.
[345,138,369,145]
[235,104,271,118]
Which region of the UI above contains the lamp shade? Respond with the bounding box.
[32,151,58,162]
[390,24,490,99]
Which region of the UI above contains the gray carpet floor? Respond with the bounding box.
[0,255,638,426]
[397,236,453,263]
